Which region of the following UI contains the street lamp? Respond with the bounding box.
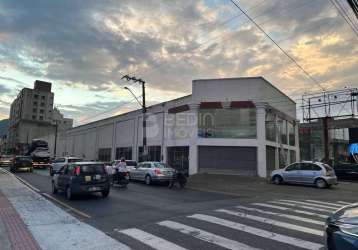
[122,75,147,161]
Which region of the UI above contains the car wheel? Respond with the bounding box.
[52,182,58,194]
[272,175,283,185]
[66,187,73,200]
[315,178,327,189]
[145,175,152,185]
[101,189,110,198]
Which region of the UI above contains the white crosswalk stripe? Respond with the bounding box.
[305,200,344,208]
[188,214,324,250]
[270,201,333,213]
[216,209,323,236]
[118,228,188,250]
[235,205,324,225]
[279,199,339,210]
[158,220,262,250]
[252,203,329,219]
[338,201,353,205]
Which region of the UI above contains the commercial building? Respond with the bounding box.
[51,77,299,177]
[7,80,73,153]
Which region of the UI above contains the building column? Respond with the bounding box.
[256,102,267,177]
[162,110,168,163]
[188,103,200,175]
[295,119,300,162]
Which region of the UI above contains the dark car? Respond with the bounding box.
[52,162,110,200]
[10,156,33,173]
[326,203,358,250]
[333,162,358,181]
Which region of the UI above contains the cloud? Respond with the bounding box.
[0,0,357,123]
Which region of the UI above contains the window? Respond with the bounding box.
[138,146,161,162]
[285,163,301,171]
[289,150,296,164]
[32,115,36,120]
[39,116,43,120]
[34,94,39,99]
[288,122,295,146]
[98,148,111,162]
[265,111,276,142]
[33,108,37,113]
[312,164,322,171]
[54,158,65,163]
[39,109,44,114]
[41,96,45,100]
[33,101,38,106]
[279,148,288,168]
[198,108,257,138]
[116,147,132,160]
[40,102,45,107]
[277,118,287,144]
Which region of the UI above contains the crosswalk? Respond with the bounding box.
[114,199,356,250]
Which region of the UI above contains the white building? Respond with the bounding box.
[52,77,299,177]
[7,80,73,153]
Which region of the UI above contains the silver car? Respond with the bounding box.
[129,161,175,185]
[50,156,83,176]
[271,161,338,188]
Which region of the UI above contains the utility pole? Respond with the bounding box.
[54,120,58,158]
[122,75,147,161]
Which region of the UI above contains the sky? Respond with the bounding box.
[0,0,357,125]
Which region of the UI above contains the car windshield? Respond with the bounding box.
[16,157,32,162]
[126,161,137,166]
[153,162,171,168]
[36,147,48,151]
[68,158,83,163]
[80,164,105,175]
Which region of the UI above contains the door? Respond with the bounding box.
[57,165,68,189]
[138,163,150,180]
[167,147,189,176]
[300,163,321,184]
[282,163,301,182]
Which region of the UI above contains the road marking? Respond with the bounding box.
[252,203,328,219]
[216,209,323,236]
[158,220,261,250]
[305,200,344,208]
[279,199,339,210]
[41,193,91,219]
[188,214,324,250]
[235,205,324,225]
[119,228,187,250]
[337,201,353,205]
[270,201,333,213]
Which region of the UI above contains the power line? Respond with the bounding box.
[328,0,358,37]
[229,0,326,91]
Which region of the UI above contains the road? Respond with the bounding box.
[6,168,358,250]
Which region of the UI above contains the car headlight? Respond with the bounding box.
[339,224,358,237]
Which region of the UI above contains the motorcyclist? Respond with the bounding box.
[168,169,187,189]
[113,158,127,184]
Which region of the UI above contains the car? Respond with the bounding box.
[0,155,14,167]
[10,156,33,173]
[129,161,175,185]
[325,203,358,250]
[51,162,110,200]
[271,161,338,188]
[50,156,83,176]
[108,159,138,172]
[333,162,358,181]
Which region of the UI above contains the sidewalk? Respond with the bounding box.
[0,168,130,250]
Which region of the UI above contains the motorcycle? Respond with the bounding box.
[112,168,130,188]
[168,170,187,189]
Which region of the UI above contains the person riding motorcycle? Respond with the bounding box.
[113,158,128,186]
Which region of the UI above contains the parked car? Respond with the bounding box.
[129,161,175,185]
[333,162,358,181]
[326,203,358,250]
[50,156,83,176]
[0,155,14,167]
[10,156,33,173]
[271,161,338,188]
[51,162,110,200]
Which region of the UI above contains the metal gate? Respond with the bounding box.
[198,146,257,175]
[167,146,189,176]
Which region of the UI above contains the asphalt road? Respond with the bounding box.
[6,168,358,250]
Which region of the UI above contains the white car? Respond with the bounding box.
[50,156,83,176]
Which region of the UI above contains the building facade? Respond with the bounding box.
[7,80,73,153]
[50,77,299,177]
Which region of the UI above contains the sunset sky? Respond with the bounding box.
[0,0,357,125]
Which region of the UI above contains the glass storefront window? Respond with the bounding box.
[265,111,276,142]
[288,122,295,146]
[198,108,256,139]
[290,150,296,163]
[278,117,287,145]
[279,148,288,167]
